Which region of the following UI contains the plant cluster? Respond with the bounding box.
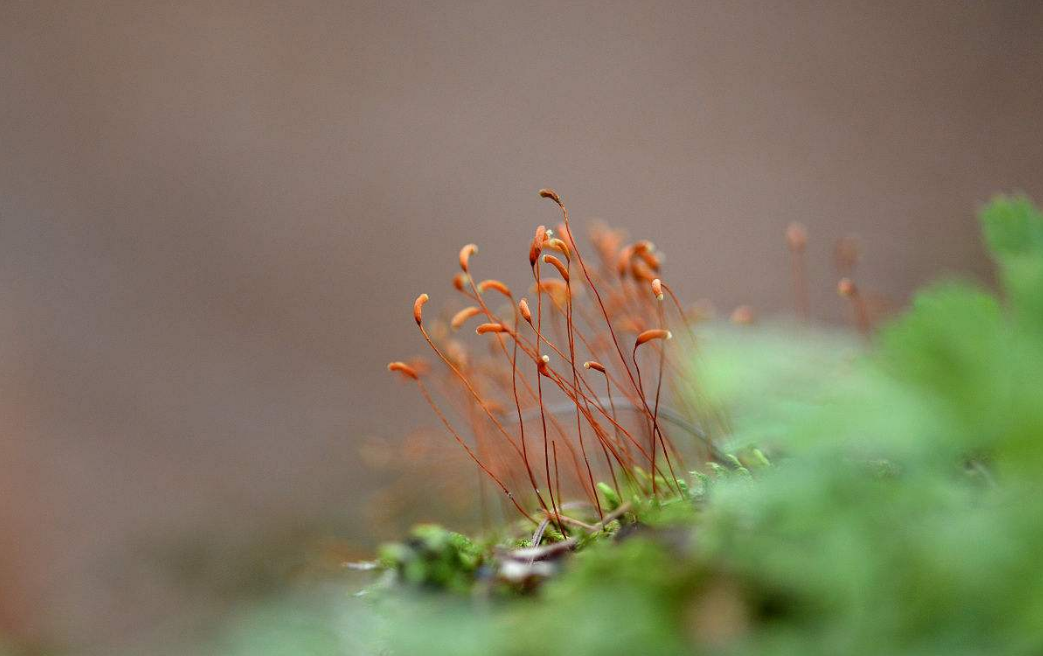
[211,194,1043,656]
[387,189,719,535]
[368,195,1043,656]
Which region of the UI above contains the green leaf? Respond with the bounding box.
[875,282,1012,449]
[980,195,1043,331]
[980,194,1043,259]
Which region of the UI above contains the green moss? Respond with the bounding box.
[377,524,483,593]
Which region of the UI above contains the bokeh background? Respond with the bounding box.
[2,0,1041,652]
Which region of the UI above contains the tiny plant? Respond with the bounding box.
[387,189,713,534]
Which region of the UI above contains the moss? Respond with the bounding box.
[378,524,483,593]
[215,195,1043,656]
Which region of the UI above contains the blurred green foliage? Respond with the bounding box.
[211,195,1043,656]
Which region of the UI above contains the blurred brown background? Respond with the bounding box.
[1,0,1041,651]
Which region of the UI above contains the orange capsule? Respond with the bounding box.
[387,361,419,379]
[582,361,606,373]
[530,225,547,266]
[459,244,478,272]
[651,278,664,302]
[475,322,508,335]
[635,249,661,272]
[542,254,570,282]
[518,298,532,323]
[630,259,655,282]
[450,306,482,330]
[631,240,655,255]
[837,278,857,297]
[538,188,562,204]
[413,293,429,325]
[635,328,672,347]
[478,279,511,297]
[452,272,467,292]
[537,354,552,377]
[786,222,808,252]
[545,238,572,261]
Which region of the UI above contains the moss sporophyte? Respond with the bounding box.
[388,189,716,534]
[386,189,875,539]
[336,194,1043,656]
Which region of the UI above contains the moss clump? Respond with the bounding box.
[377,524,483,593]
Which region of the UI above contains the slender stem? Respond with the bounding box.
[416,379,536,524]
[563,264,603,519]
[543,195,677,483]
